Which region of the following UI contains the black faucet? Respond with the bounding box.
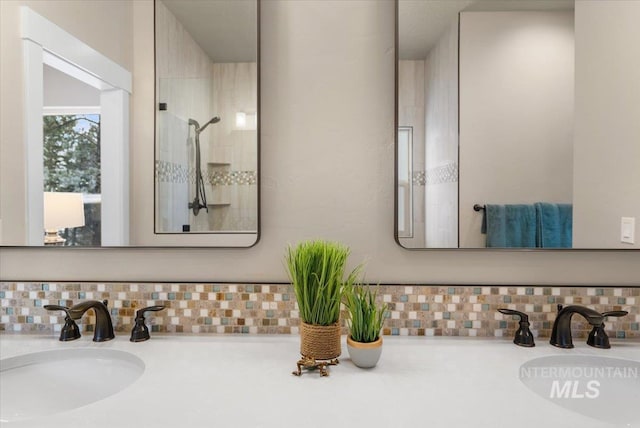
[43,304,82,341]
[130,305,166,342]
[550,304,604,349]
[497,308,535,347]
[68,300,115,342]
[587,310,628,349]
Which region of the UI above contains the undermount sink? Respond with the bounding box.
[520,355,640,426]
[0,348,144,423]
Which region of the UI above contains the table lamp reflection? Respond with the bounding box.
[43,192,85,245]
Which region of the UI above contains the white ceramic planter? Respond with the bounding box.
[346,336,383,368]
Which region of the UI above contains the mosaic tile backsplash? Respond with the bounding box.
[1,283,638,340]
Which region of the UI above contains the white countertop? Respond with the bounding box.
[1,334,639,428]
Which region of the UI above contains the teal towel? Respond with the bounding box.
[484,204,537,248]
[535,203,572,248]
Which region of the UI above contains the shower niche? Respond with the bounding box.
[154,0,259,245]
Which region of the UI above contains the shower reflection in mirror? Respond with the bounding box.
[154,0,258,235]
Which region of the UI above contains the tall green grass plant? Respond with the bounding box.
[285,240,360,326]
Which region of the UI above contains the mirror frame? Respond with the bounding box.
[393,0,637,252]
[152,0,261,248]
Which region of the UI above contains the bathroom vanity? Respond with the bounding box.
[1,335,638,428]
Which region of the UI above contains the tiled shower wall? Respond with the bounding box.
[1,282,638,340]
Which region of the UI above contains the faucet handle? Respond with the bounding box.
[587,310,628,349]
[602,310,628,318]
[44,304,70,314]
[136,305,166,315]
[497,309,535,347]
[44,305,81,341]
[498,308,528,320]
[130,305,166,342]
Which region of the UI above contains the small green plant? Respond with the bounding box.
[344,283,387,343]
[285,240,360,326]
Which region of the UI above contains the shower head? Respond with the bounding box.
[199,116,220,133]
[188,116,220,134]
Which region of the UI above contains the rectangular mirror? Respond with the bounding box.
[154,0,259,246]
[0,1,259,248]
[395,0,640,250]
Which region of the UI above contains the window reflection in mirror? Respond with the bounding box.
[154,0,259,238]
[397,126,413,239]
[40,62,106,247]
[43,113,102,246]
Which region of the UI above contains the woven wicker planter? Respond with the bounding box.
[300,321,342,360]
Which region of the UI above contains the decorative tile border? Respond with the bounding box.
[207,171,257,186]
[412,171,426,186]
[155,160,191,184]
[425,162,458,185]
[411,163,459,186]
[0,283,638,339]
[155,160,257,186]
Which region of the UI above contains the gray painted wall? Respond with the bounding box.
[573,0,640,249]
[0,0,638,285]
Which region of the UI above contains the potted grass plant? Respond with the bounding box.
[285,240,360,361]
[344,283,387,368]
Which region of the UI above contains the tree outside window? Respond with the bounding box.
[43,114,101,246]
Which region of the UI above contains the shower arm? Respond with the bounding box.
[194,132,208,215]
[188,117,220,217]
[188,122,208,216]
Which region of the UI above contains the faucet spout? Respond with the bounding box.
[68,300,115,342]
[550,305,604,349]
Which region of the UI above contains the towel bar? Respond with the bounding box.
[473,204,485,212]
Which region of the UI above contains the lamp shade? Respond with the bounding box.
[44,192,85,231]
